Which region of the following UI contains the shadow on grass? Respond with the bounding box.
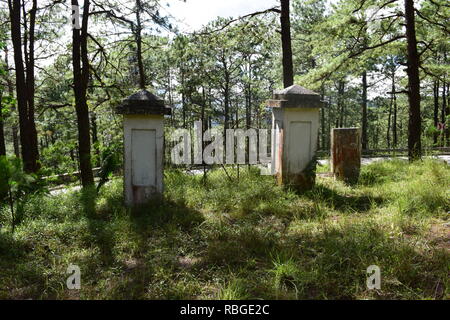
[80,184,205,266]
[0,231,60,299]
[78,192,205,299]
[303,184,384,213]
[80,187,116,266]
[198,217,449,299]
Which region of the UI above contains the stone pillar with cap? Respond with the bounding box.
[268,85,324,190]
[116,90,171,205]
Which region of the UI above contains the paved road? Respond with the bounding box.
[318,155,450,166]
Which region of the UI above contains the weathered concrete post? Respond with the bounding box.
[331,128,361,184]
[116,90,171,205]
[268,85,324,190]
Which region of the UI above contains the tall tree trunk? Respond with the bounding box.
[328,100,331,149]
[0,90,5,156]
[404,0,422,160]
[201,86,206,130]
[167,67,174,126]
[280,0,294,88]
[224,83,230,130]
[337,81,345,128]
[25,0,39,170]
[320,88,326,150]
[8,0,39,172]
[245,57,252,131]
[245,58,252,163]
[446,82,449,146]
[4,47,20,157]
[135,0,146,89]
[392,71,398,148]
[374,111,379,148]
[442,80,446,124]
[234,98,239,128]
[12,124,19,157]
[387,95,392,149]
[361,72,368,150]
[433,80,439,145]
[443,79,449,146]
[72,0,94,187]
[221,52,231,133]
[91,111,100,167]
[180,69,186,129]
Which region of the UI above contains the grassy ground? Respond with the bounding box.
[0,159,449,300]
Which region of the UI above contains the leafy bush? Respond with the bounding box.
[0,156,47,231]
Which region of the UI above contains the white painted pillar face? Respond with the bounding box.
[283,108,320,175]
[132,129,156,187]
[288,119,312,173]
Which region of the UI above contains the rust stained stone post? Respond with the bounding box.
[268,85,324,191]
[331,128,362,184]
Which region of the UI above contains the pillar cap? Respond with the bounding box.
[116,89,172,115]
[268,84,324,109]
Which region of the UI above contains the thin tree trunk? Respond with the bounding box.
[221,53,231,133]
[442,80,446,124]
[446,82,449,146]
[72,0,94,187]
[320,87,326,150]
[337,81,345,128]
[180,70,186,129]
[387,95,392,149]
[201,86,206,131]
[280,0,294,88]
[245,57,252,131]
[222,56,231,157]
[235,98,238,128]
[392,71,398,148]
[91,111,100,166]
[224,86,230,130]
[327,101,331,150]
[0,90,5,156]
[361,72,368,150]
[404,0,422,160]
[392,98,398,149]
[25,0,39,170]
[245,57,252,164]
[4,47,20,157]
[321,107,326,150]
[433,80,439,145]
[135,0,146,89]
[374,111,379,148]
[167,67,174,126]
[442,79,448,146]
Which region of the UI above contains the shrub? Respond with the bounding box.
[0,156,47,232]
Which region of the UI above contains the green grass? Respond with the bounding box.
[0,159,449,299]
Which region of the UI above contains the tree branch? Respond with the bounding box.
[415,8,450,34]
[195,7,280,35]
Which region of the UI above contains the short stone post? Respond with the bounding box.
[268,85,324,190]
[331,128,361,184]
[116,90,171,205]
